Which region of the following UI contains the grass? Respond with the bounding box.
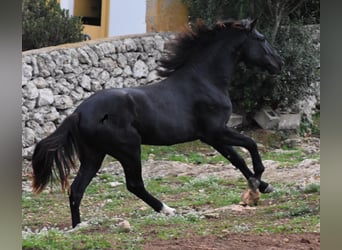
[22,177,320,249]
[23,231,112,250]
[22,137,320,249]
[102,140,227,165]
[262,148,313,168]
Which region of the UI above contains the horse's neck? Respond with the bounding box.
[192,42,238,92]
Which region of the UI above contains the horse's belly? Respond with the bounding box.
[138,118,198,146]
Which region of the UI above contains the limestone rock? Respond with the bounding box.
[133,60,148,78]
[23,81,39,100]
[38,88,54,106]
[79,74,91,91]
[124,38,137,52]
[22,127,35,147]
[54,95,73,110]
[118,220,131,232]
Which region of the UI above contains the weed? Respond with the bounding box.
[299,112,320,137]
[304,183,320,194]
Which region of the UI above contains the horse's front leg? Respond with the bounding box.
[203,127,273,193]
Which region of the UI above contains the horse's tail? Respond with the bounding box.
[32,113,80,194]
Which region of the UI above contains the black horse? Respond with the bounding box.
[32,19,282,228]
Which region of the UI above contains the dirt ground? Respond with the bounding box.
[143,232,320,250]
[139,158,320,249]
[109,137,320,250]
[22,137,320,249]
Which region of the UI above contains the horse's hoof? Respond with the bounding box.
[160,203,176,216]
[260,184,274,193]
[248,177,260,191]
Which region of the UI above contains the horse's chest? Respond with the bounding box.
[195,96,231,115]
[192,95,232,129]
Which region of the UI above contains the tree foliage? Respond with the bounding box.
[22,0,84,51]
[183,0,320,116]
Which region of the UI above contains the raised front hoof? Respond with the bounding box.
[248,177,260,191]
[259,183,274,193]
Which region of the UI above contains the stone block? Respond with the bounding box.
[227,113,243,128]
[278,113,301,130]
[254,108,280,129]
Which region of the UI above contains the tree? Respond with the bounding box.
[183,0,319,42]
[263,0,306,42]
[22,0,84,51]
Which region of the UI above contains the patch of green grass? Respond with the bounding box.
[304,183,320,194]
[22,230,112,250]
[98,173,116,182]
[261,148,315,167]
[140,141,226,164]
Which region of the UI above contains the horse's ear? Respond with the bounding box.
[249,19,258,31]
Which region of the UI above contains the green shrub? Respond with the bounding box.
[22,0,84,51]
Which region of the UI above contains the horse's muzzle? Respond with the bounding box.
[266,56,283,74]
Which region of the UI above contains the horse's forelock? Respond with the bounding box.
[177,18,250,43]
[214,19,252,31]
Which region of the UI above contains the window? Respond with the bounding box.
[74,0,102,26]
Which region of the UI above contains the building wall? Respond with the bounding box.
[59,0,74,12]
[59,0,189,39]
[108,1,146,37]
[146,0,189,32]
[76,0,110,39]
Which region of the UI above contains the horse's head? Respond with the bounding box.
[237,19,283,74]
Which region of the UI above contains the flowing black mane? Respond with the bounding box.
[157,19,251,77]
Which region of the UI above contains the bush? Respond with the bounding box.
[22,0,84,51]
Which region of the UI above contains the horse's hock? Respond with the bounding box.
[22,26,320,161]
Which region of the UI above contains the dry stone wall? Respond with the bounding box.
[22,33,175,159]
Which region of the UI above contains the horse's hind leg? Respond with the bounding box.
[110,140,175,215]
[69,150,105,228]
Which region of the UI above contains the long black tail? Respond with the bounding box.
[32,113,80,194]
